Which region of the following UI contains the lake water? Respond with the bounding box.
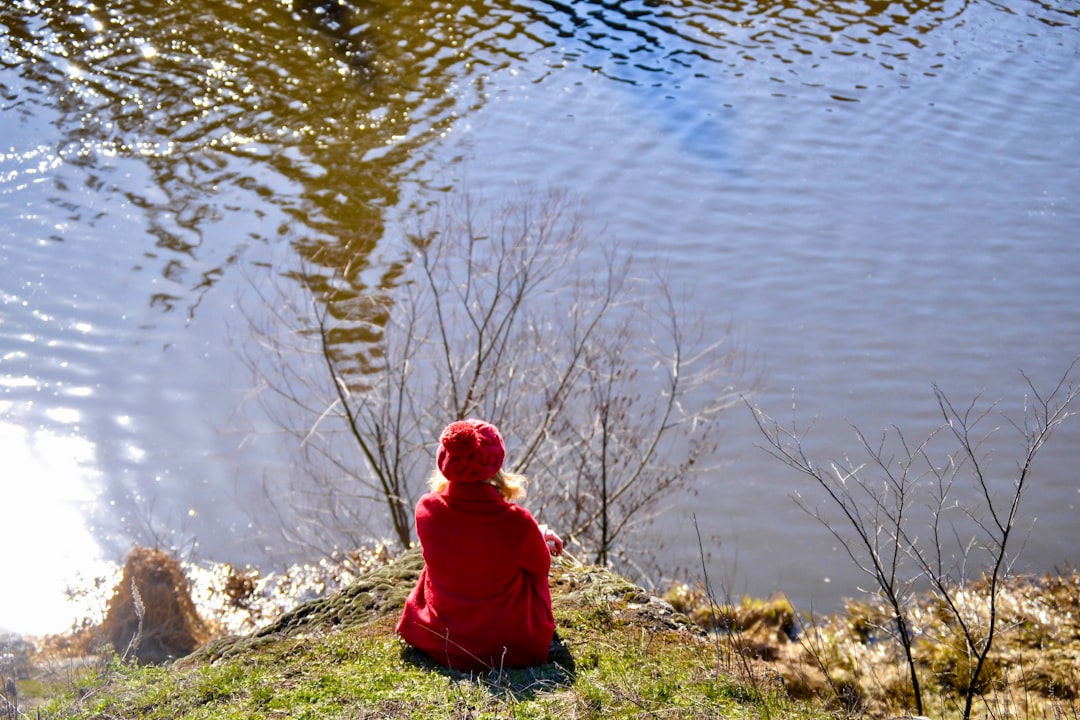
[2,0,1078,635]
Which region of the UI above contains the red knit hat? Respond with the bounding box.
[436,419,506,484]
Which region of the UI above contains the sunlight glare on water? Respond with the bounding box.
[0,420,108,636]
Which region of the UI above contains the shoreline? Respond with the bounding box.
[8,545,1080,719]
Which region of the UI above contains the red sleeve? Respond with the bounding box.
[513,505,552,578]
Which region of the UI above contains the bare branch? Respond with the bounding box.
[749,357,1079,719]
[236,188,761,579]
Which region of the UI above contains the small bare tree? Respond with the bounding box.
[750,358,1078,719]
[239,189,759,576]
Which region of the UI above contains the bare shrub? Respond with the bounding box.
[238,189,760,578]
[750,358,1079,719]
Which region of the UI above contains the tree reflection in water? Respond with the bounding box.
[0,0,1005,567]
[0,0,983,321]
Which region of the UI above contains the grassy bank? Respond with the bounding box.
[19,549,813,720]
[9,548,1080,719]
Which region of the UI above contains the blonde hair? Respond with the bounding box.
[429,468,528,501]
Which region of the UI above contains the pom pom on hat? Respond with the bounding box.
[437,419,506,484]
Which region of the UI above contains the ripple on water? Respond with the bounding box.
[1,0,1077,626]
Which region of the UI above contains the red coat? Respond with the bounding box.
[396,482,555,671]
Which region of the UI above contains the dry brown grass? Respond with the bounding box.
[99,547,211,664]
[667,569,1080,719]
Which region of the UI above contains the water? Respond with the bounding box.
[1,0,1078,634]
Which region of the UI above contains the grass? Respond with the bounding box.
[18,549,1080,719]
[730,572,1080,719]
[25,551,819,720]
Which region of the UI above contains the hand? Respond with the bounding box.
[543,529,564,556]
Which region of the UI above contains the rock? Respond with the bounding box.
[190,546,425,664]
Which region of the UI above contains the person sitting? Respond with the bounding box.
[396,418,563,671]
